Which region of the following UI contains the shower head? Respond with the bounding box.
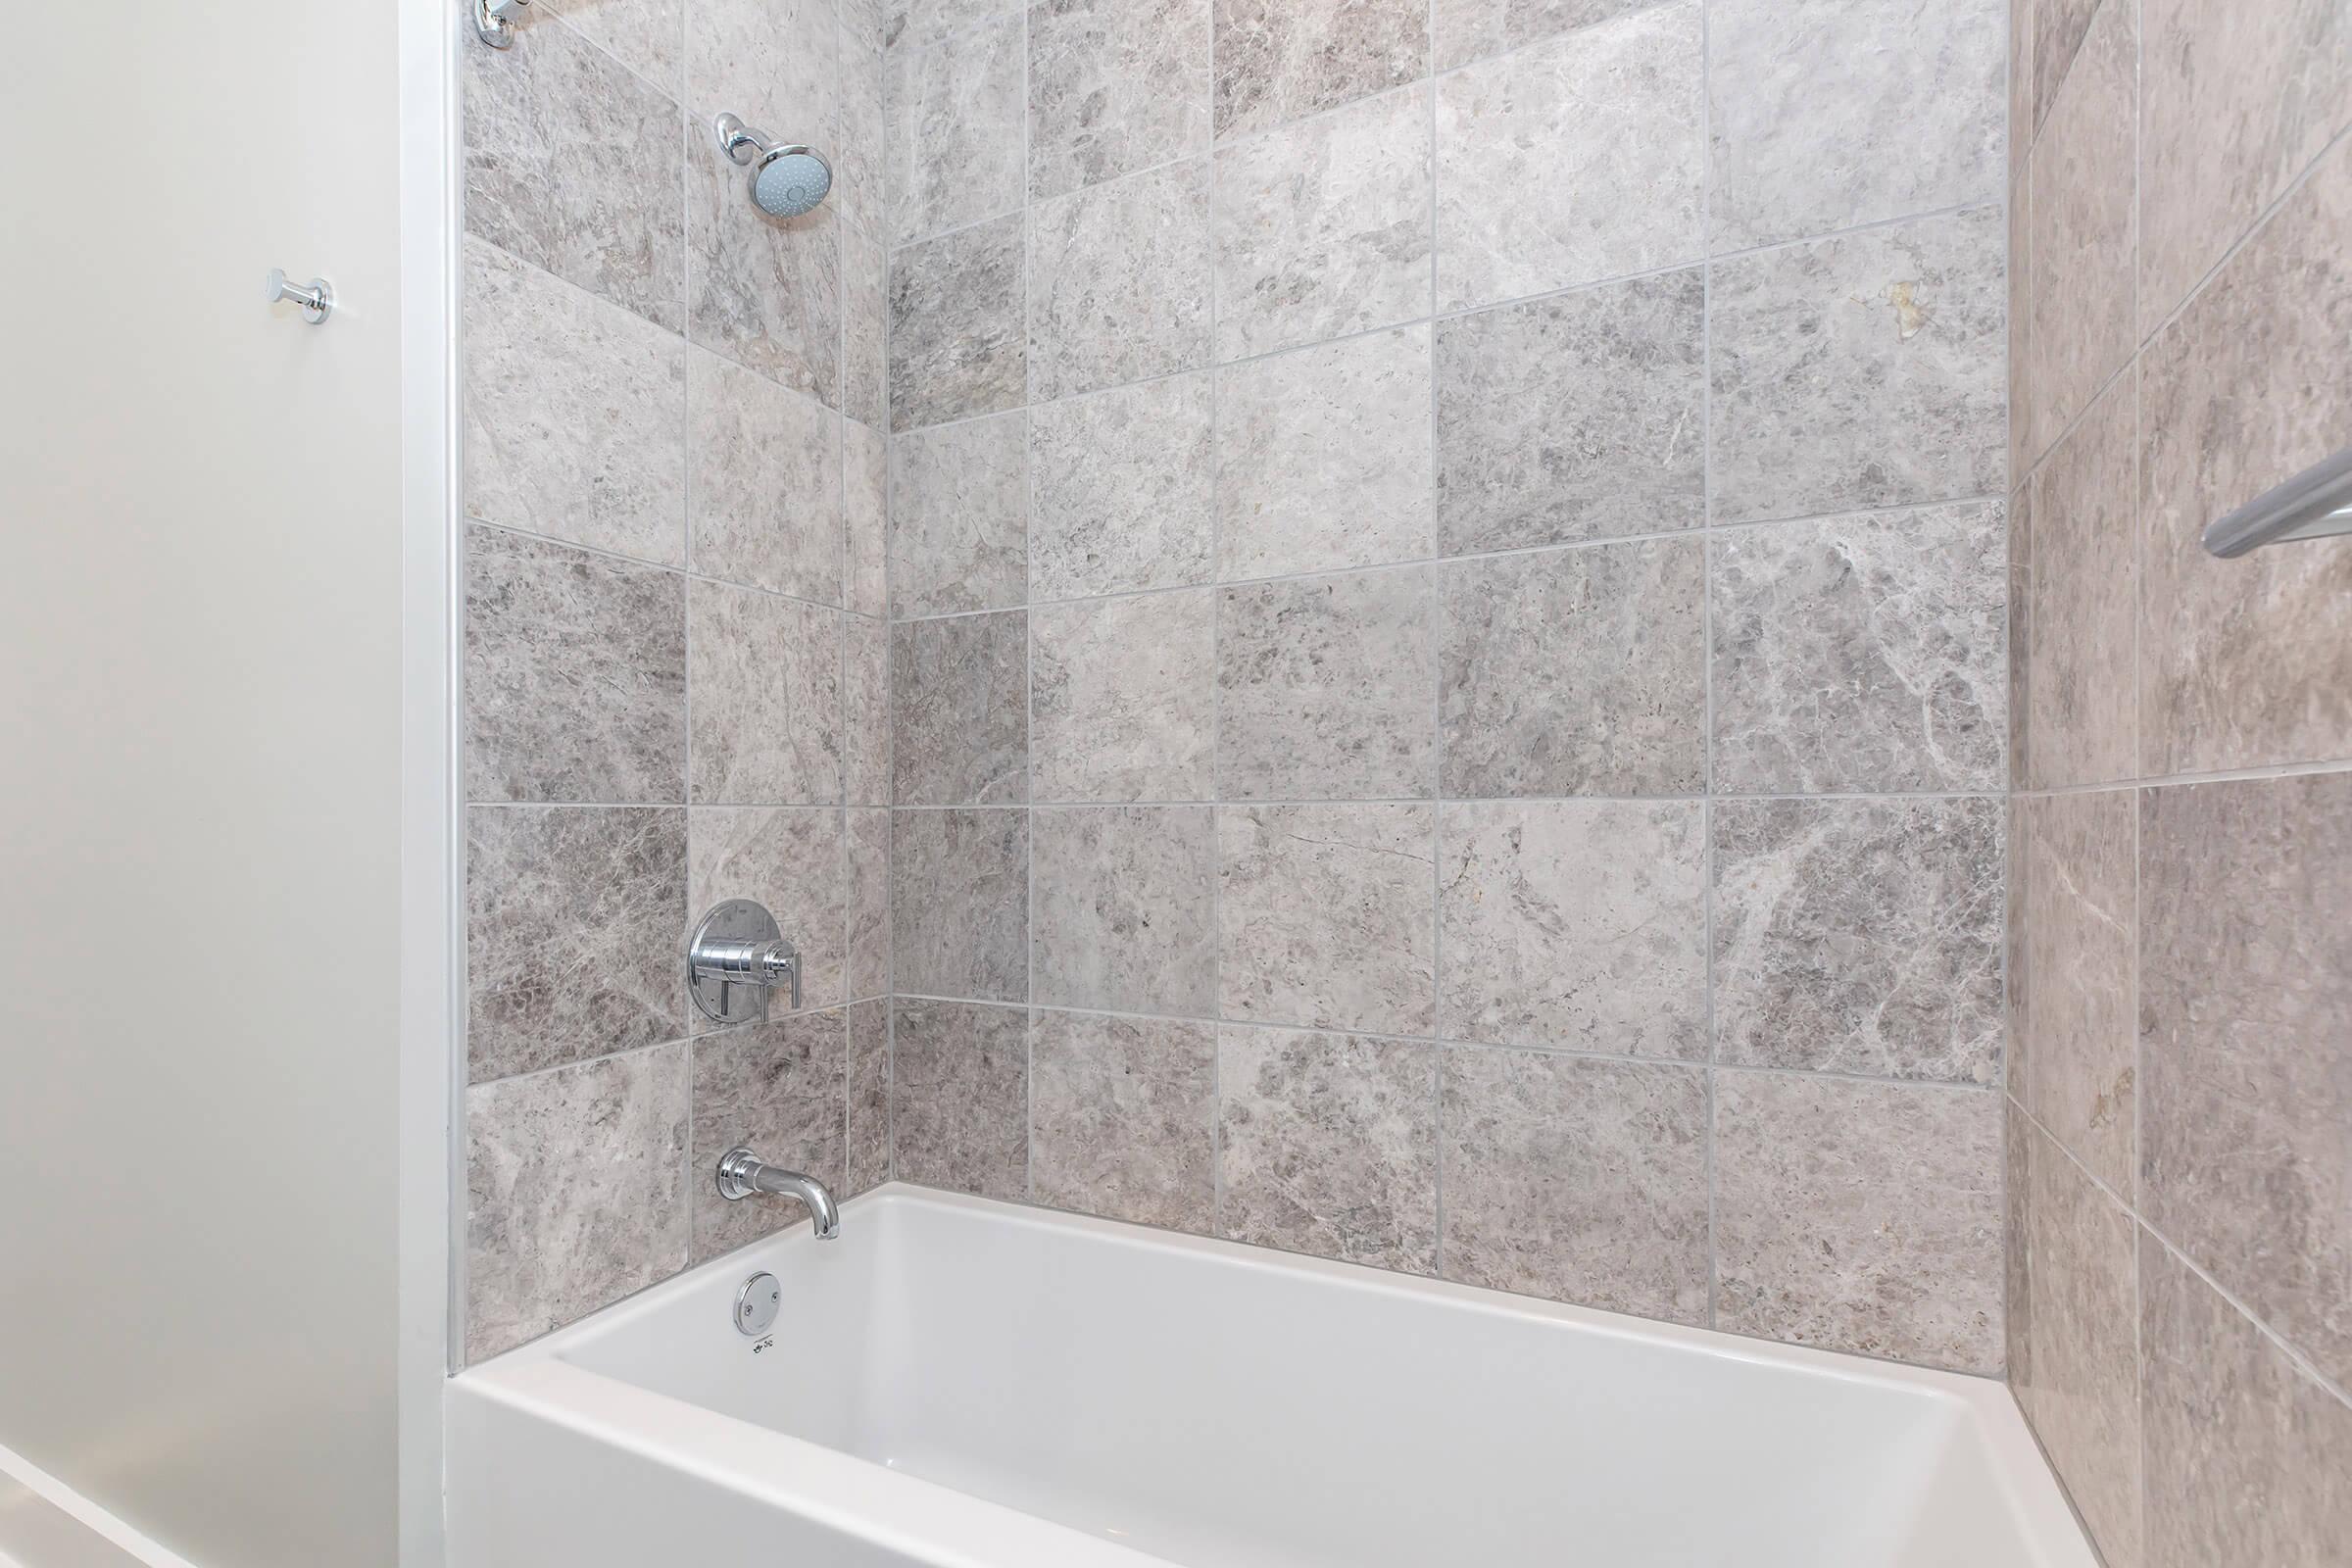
[714,114,833,219]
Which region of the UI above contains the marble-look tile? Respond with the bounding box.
[2140,1230,2352,1568]
[2010,1115,2143,1568]
[1217,1026,1439,1271]
[2015,790,2135,1199]
[842,221,889,427]
[2028,0,2098,136]
[464,525,686,805]
[2138,140,2352,775]
[890,999,1029,1199]
[464,17,686,330]
[534,0,683,95]
[844,418,888,617]
[1213,0,1426,138]
[889,213,1026,431]
[1029,373,1215,598]
[888,410,1029,615]
[1029,0,1212,200]
[687,350,841,603]
[2003,1100,2034,1392]
[890,611,1029,806]
[1033,807,1217,1014]
[2008,170,2033,487]
[1217,568,1437,801]
[684,0,835,134]
[847,808,890,1001]
[687,580,842,805]
[1707,0,2003,251]
[2006,0,2032,186]
[2138,0,2352,332]
[1439,801,1706,1059]
[1212,84,1433,361]
[1032,590,1214,801]
[2023,377,2135,788]
[2025,0,2133,463]
[463,237,686,567]
[843,613,891,806]
[846,997,890,1192]
[1440,1051,1709,1323]
[1031,1011,1216,1229]
[467,806,688,1082]
[1432,0,1651,73]
[887,0,1021,53]
[837,43,887,236]
[1435,270,1705,554]
[1714,798,2004,1084]
[2140,774,2352,1388]
[888,14,1025,243]
[465,1042,690,1360]
[1028,159,1214,400]
[690,1011,848,1260]
[1217,804,1436,1036]
[2007,472,2034,791]
[1714,1071,2003,1371]
[1710,207,2006,522]
[1439,540,1706,797]
[1216,325,1433,580]
[1710,504,2006,793]
[891,808,1029,1001]
[686,136,841,407]
[689,807,846,1014]
[1436,2,1703,312]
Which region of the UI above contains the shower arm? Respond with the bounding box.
[714,114,775,166]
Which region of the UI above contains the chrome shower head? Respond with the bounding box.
[714,114,833,219]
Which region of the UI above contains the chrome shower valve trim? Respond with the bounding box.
[687,899,801,1025]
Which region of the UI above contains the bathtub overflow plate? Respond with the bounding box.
[735,1271,782,1337]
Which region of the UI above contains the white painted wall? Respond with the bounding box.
[0,4,449,1565]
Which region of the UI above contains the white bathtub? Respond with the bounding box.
[448,1186,2093,1568]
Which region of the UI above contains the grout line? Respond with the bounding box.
[467,514,875,619]
[1425,12,1446,1281]
[1696,0,1719,1333]
[903,790,2007,809]
[1206,0,1227,1244]
[1019,0,1037,1207]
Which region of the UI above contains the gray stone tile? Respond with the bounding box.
[891,611,1029,806]
[1218,568,1437,801]
[2014,788,2135,1198]
[1714,798,2004,1085]
[686,132,842,407]
[2009,165,2033,487]
[2010,1115,2142,1568]
[466,806,689,1082]
[842,220,889,427]
[685,0,835,133]
[891,999,1030,1199]
[687,349,842,603]
[888,410,1029,615]
[464,16,686,330]
[465,1042,690,1360]
[1439,540,1706,798]
[2141,774,2352,1388]
[1212,84,1433,361]
[843,613,891,807]
[1033,807,1217,1014]
[1432,0,1652,73]
[1710,504,2007,793]
[1709,207,2006,522]
[1032,590,1214,802]
[1028,159,1214,400]
[1217,1025,1439,1271]
[1031,1011,1216,1229]
[2003,1099,2034,1393]
[887,0,1020,52]
[2142,1231,2352,1568]
[847,997,891,1193]
[1029,0,1212,200]
[463,236,687,567]
[1435,270,1705,554]
[534,0,683,95]
[465,525,687,805]
[2028,0,2099,137]
[847,808,891,1001]
[2022,376,2135,788]
[2007,467,2034,791]
[689,807,846,1015]
[688,580,842,804]
[2138,0,2352,331]
[2138,140,2352,775]
[1439,800,1706,1059]
[891,808,1029,1001]
[838,42,887,236]
[2024,0,2134,463]
[1213,0,1426,138]
[1707,0,2003,251]
[1436,2,1703,311]
[844,417,889,617]
[888,14,1025,243]
[1216,325,1433,580]
[890,213,1026,431]
[1714,1071,2003,1371]
[1030,374,1215,599]
[1217,804,1436,1036]
[1440,1050,1709,1323]
[690,1010,847,1261]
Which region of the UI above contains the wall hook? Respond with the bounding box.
[266,269,333,324]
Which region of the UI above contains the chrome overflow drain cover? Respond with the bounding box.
[735,1271,781,1337]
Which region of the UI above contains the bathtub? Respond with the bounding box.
[447,1185,2093,1568]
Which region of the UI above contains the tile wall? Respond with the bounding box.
[2005,0,2352,1560]
[883,0,2016,1373]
